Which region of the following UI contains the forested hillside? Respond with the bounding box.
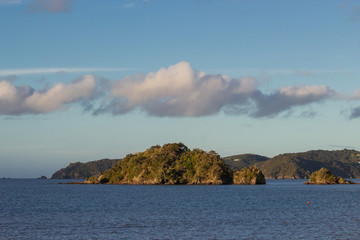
[51,159,120,179]
[225,149,360,179]
[52,148,360,180]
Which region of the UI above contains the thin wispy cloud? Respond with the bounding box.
[350,6,360,21]
[0,0,21,5]
[338,2,360,21]
[208,68,354,77]
[3,116,49,120]
[294,70,314,77]
[124,3,135,8]
[350,89,360,100]
[328,144,357,149]
[0,67,134,76]
[26,0,73,13]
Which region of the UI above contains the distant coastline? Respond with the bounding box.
[51,145,360,181]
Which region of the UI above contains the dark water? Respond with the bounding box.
[0,179,359,240]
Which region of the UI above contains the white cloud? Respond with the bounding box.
[279,85,330,98]
[0,79,33,115]
[96,61,333,118]
[24,75,96,113]
[251,85,334,118]
[0,81,20,103]
[0,62,338,118]
[101,61,256,117]
[0,67,132,76]
[0,75,96,115]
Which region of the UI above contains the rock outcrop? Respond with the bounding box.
[304,168,356,184]
[233,166,266,185]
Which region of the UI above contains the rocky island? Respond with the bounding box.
[86,143,234,185]
[304,168,356,184]
[233,167,266,185]
[84,143,267,185]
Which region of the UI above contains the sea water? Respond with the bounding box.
[0,179,359,240]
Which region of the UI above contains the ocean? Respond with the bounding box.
[0,179,359,240]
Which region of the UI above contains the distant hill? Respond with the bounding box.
[53,149,360,180]
[51,159,120,179]
[224,149,360,179]
[222,154,269,170]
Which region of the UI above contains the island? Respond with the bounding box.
[82,143,267,185]
[86,143,234,185]
[304,168,356,184]
[233,166,266,185]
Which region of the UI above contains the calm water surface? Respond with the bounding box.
[0,179,359,240]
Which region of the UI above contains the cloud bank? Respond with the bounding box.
[94,62,334,118]
[104,61,256,117]
[0,75,95,115]
[0,62,338,118]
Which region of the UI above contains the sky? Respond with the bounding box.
[1,0,360,178]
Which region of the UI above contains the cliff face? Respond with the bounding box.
[86,143,233,185]
[304,168,355,184]
[51,159,120,179]
[233,167,266,185]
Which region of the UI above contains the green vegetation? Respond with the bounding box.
[86,143,233,185]
[51,159,120,179]
[53,147,360,181]
[304,168,355,184]
[222,154,269,171]
[225,149,360,179]
[233,167,266,185]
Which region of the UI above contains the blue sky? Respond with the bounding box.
[1,0,360,178]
